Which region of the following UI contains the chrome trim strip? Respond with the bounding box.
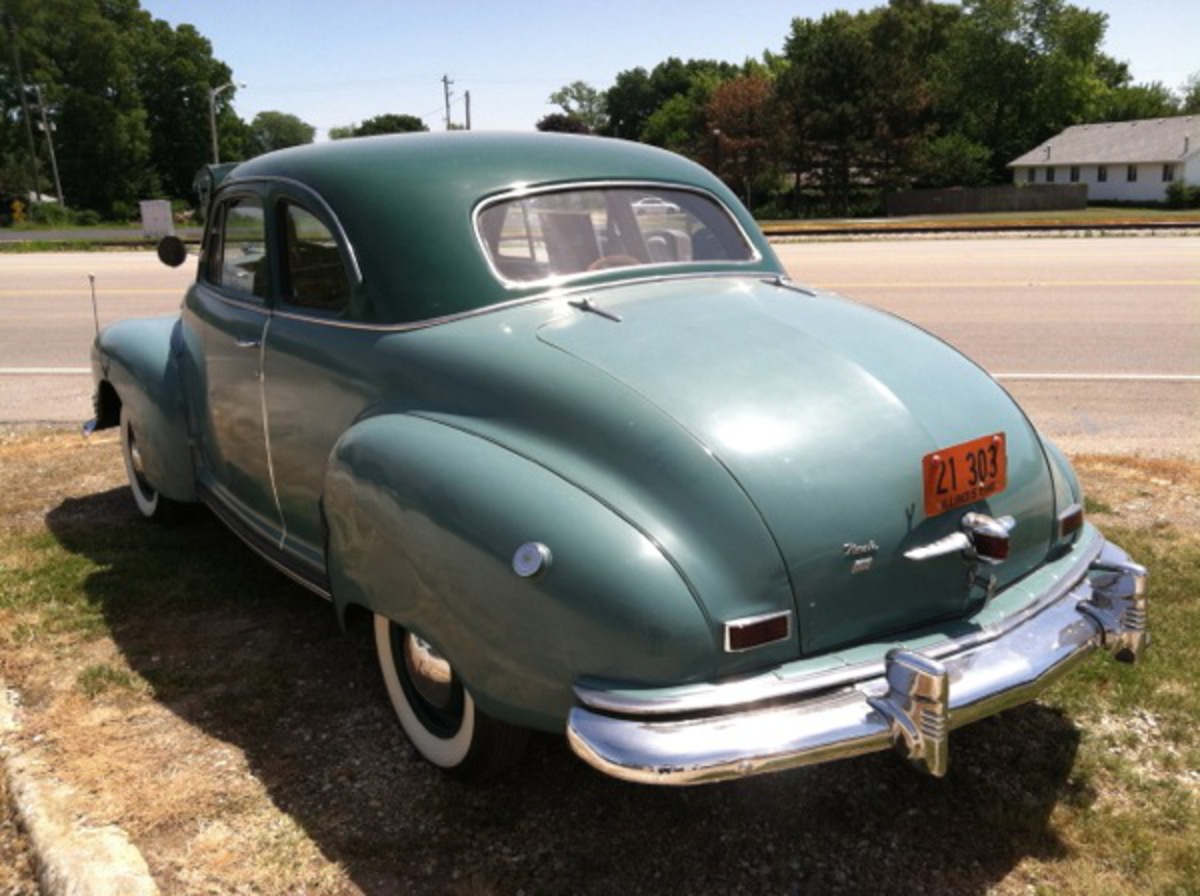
[567,538,1146,785]
[257,316,286,551]
[198,483,331,601]
[262,271,781,333]
[576,531,1106,718]
[472,180,764,290]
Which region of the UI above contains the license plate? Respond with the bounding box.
[922,433,1007,518]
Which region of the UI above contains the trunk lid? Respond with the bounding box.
[538,278,1056,654]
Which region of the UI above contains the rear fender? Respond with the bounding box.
[93,316,196,502]
[322,413,713,731]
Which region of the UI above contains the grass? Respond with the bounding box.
[0,428,1197,895]
[759,206,1200,233]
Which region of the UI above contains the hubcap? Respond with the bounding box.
[403,634,454,710]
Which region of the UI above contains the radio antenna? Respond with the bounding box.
[88,272,99,338]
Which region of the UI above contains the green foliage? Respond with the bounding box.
[248,110,316,156]
[1164,181,1200,210]
[548,81,606,133]
[1097,82,1179,122]
[1180,72,1200,115]
[913,133,993,188]
[330,113,428,139]
[535,113,589,134]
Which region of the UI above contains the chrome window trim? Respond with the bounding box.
[472,180,763,290]
[217,174,364,287]
[202,191,271,306]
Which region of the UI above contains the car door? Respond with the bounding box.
[260,191,372,581]
[183,189,282,543]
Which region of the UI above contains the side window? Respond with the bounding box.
[280,203,350,314]
[204,196,268,301]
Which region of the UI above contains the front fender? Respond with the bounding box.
[93,316,196,502]
[322,413,714,731]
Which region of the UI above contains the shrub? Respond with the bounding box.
[75,209,101,226]
[1164,181,1200,209]
[29,203,73,225]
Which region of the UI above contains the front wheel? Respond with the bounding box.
[374,615,527,781]
[119,406,185,522]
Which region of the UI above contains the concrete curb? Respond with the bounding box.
[0,687,159,896]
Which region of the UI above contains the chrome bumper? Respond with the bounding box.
[567,539,1147,785]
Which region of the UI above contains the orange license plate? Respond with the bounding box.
[922,433,1007,518]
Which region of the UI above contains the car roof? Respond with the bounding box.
[221,132,779,325]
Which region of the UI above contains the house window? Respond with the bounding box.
[1127,165,1138,182]
[1098,165,1107,183]
[1163,164,1175,182]
[1046,167,1055,183]
[1070,166,1080,183]
[1028,167,1037,183]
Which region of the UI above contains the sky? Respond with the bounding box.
[139,0,1200,139]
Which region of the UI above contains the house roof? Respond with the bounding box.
[1008,116,1199,167]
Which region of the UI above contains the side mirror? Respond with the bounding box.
[156,235,188,268]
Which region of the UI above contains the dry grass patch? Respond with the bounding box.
[0,428,1197,895]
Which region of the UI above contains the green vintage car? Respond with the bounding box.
[88,133,1147,784]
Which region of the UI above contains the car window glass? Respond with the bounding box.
[206,196,268,301]
[477,186,754,284]
[281,203,350,314]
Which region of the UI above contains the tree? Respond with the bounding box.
[548,81,606,133]
[330,113,427,138]
[248,110,314,155]
[0,0,247,213]
[602,58,739,141]
[1180,72,1200,115]
[933,0,1115,181]
[134,18,240,197]
[1098,82,1179,121]
[535,112,589,133]
[706,74,779,210]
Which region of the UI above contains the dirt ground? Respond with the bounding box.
[0,426,1197,895]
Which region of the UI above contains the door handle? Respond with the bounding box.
[235,338,261,349]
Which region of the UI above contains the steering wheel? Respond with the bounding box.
[587,254,641,271]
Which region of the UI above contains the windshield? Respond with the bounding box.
[476,186,755,285]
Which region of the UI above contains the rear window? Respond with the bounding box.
[476,186,755,285]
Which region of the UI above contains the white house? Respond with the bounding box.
[1008,115,1199,203]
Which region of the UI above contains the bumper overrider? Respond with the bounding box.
[567,536,1147,785]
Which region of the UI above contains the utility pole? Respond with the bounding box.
[441,74,454,130]
[33,86,64,206]
[465,90,471,130]
[5,16,42,204]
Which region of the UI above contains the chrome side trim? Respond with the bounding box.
[264,271,783,333]
[567,537,1147,786]
[257,316,286,551]
[198,483,331,600]
[576,532,1107,718]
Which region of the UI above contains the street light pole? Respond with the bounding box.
[208,82,243,164]
[33,85,64,206]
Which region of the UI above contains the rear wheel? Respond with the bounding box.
[373,614,527,780]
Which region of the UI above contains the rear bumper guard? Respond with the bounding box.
[567,539,1147,785]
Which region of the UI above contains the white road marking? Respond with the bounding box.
[0,367,90,375]
[994,373,1200,382]
[2,369,1197,382]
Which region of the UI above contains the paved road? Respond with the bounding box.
[1,238,1197,456]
